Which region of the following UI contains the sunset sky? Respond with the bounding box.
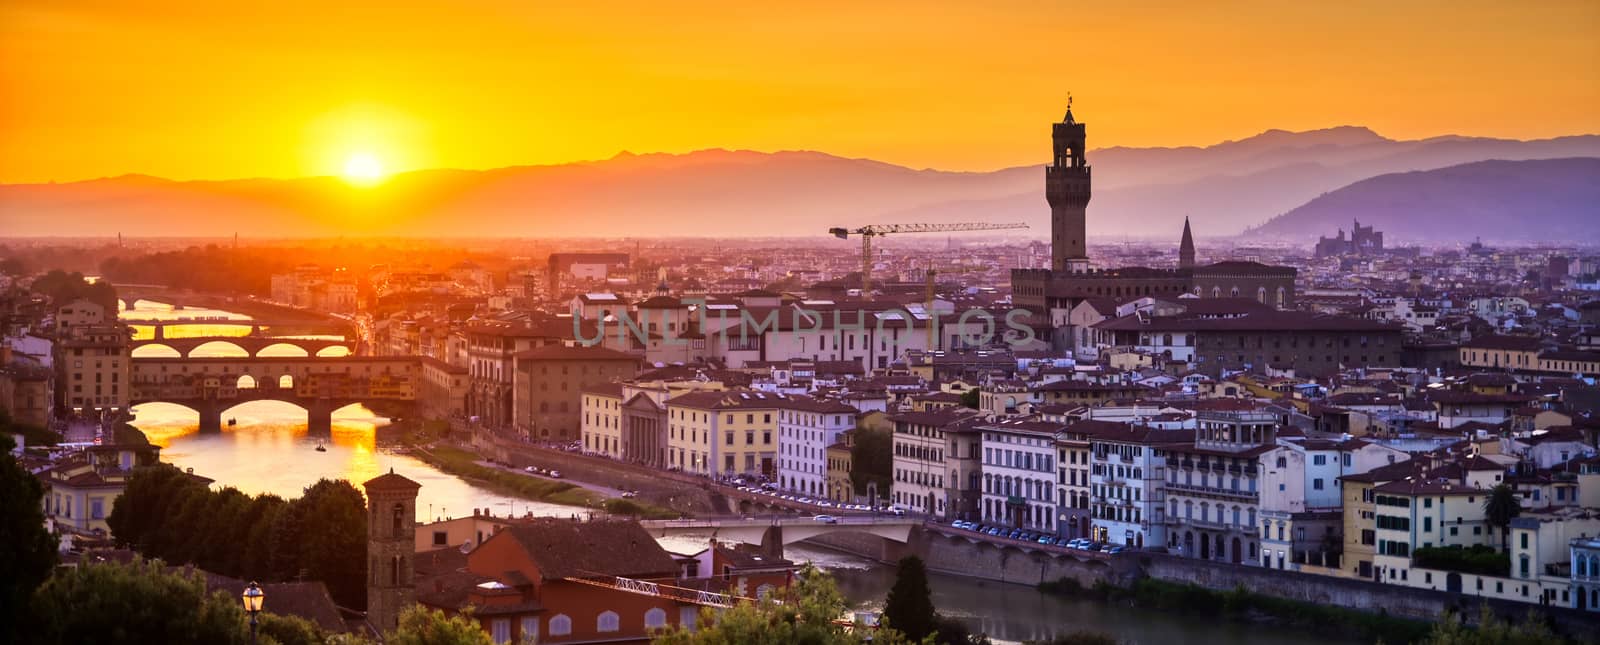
[2,1,1596,184]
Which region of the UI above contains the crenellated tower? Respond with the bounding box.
[1046,99,1091,272]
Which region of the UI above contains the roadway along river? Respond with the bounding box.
[123,302,1349,645]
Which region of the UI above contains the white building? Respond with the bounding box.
[1086,422,1192,548]
[890,408,983,518]
[978,418,1068,532]
[776,396,859,497]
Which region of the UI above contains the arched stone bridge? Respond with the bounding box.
[641,516,920,557]
[131,356,421,433]
[126,318,353,339]
[131,335,352,358]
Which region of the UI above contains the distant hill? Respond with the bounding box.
[1244,158,1600,243]
[3,128,1598,239]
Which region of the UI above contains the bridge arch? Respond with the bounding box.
[256,342,311,358]
[132,343,182,358]
[316,345,351,357]
[188,340,251,358]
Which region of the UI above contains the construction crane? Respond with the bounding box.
[828,222,1028,293]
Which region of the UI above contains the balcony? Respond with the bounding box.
[1164,516,1259,535]
[1164,480,1258,501]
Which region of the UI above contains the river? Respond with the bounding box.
[121,302,1349,645]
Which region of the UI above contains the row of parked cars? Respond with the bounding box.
[947,521,1126,554]
[733,485,899,514]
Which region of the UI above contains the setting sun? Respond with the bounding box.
[342,153,385,185]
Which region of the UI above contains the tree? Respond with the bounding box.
[387,606,493,645]
[30,558,251,645]
[850,426,893,502]
[1419,606,1555,645]
[291,479,369,608]
[257,613,330,645]
[1482,484,1522,553]
[30,269,119,313]
[959,388,980,409]
[883,556,937,642]
[0,433,58,643]
[653,564,909,645]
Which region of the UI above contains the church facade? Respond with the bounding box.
[1012,106,1297,314]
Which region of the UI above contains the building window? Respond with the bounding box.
[645,608,667,629]
[520,617,538,642]
[549,615,572,636]
[490,619,510,644]
[598,611,620,632]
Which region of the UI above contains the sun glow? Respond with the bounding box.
[342,153,385,185]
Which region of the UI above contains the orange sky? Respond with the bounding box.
[2,1,1596,183]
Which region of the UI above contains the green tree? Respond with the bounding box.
[1482,484,1522,553]
[0,433,59,643]
[292,479,369,609]
[31,269,119,312]
[959,388,980,409]
[257,613,328,645]
[883,556,937,642]
[387,606,493,645]
[31,558,251,645]
[653,564,908,645]
[1419,606,1556,645]
[850,426,893,502]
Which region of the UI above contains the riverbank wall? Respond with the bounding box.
[800,527,1600,640]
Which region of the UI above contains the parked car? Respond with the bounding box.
[812,515,839,524]
[1105,545,1127,555]
[620,491,637,498]
[548,470,562,479]
[524,466,537,473]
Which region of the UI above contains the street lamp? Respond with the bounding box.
[241,581,265,644]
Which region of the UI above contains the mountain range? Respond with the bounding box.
[1244,158,1600,242]
[2,126,1596,242]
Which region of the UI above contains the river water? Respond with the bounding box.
[121,302,1349,645]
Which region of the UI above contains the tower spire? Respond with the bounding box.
[1179,216,1196,269]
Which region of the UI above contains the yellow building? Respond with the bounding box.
[665,389,782,478]
[826,430,855,503]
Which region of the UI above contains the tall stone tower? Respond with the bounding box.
[1046,100,1091,272]
[363,469,420,634]
[1179,216,1196,269]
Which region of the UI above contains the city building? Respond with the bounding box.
[512,345,640,440]
[50,300,131,414]
[664,390,782,478]
[889,407,983,518]
[1011,107,1298,316]
[775,395,858,497]
[979,418,1068,532]
[1088,423,1193,548]
[38,442,169,534]
[1161,411,1275,564]
[415,519,696,644]
[1315,219,1385,257]
[826,430,856,503]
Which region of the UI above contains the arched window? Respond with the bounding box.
[1211,287,1222,298]
[1230,286,1240,298]
[1257,287,1267,304]
[549,615,572,636]
[644,608,667,629]
[392,503,405,537]
[597,611,620,633]
[1276,287,1286,308]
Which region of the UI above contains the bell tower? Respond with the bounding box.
[1046,97,1091,272]
[364,469,420,634]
